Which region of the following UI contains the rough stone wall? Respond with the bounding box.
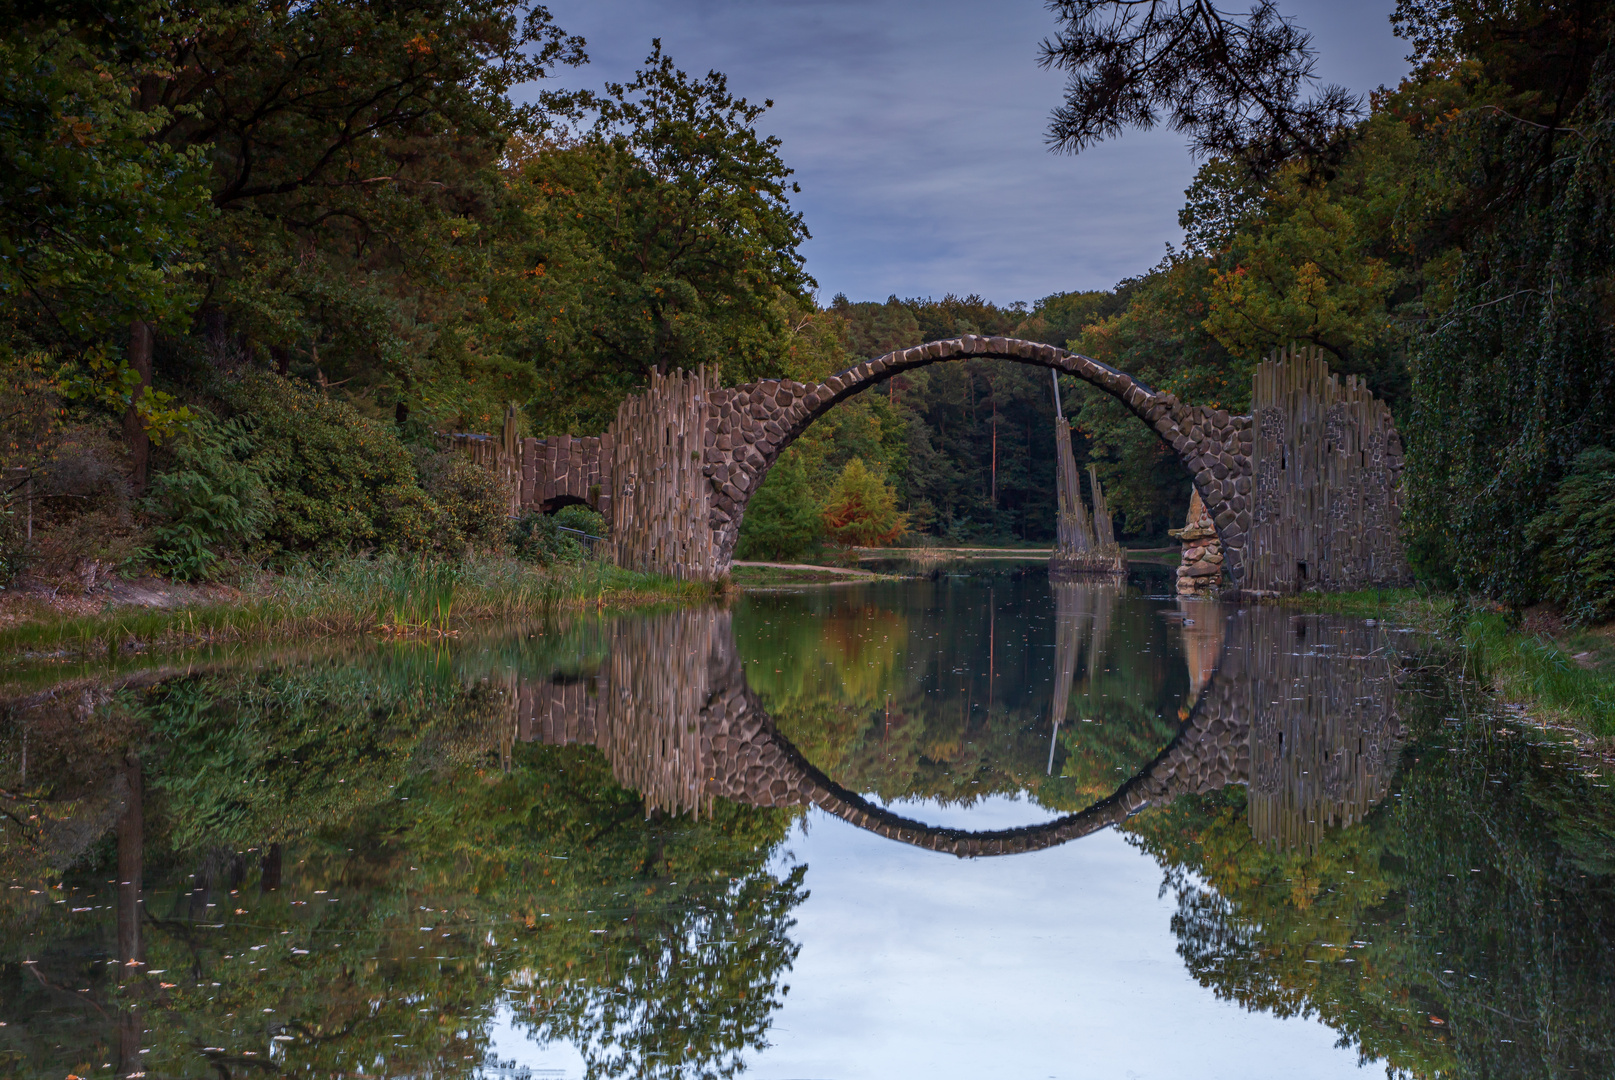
[1170,489,1223,594]
[519,434,613,517]
[522,336,1255,584]
[694,338,1253,584]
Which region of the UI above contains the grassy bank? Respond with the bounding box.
[1285,588,1615,743]
[0,552,712,661]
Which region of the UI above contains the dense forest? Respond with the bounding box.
[2,0,1612,615]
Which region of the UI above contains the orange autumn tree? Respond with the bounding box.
[821,458,908,548]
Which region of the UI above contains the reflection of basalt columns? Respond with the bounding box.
[1238,608,1405,851]
[1047,580,1120,743]
[512,605,1403,856]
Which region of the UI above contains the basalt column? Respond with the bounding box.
[609,367,719,581]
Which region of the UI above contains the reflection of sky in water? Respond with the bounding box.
[487,795,1372,1080]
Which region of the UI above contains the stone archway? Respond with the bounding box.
[638,336,1253,584]
[508,338,1410,590]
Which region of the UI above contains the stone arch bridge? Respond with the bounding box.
[519,337,1261,584]
[497,605,1405,857]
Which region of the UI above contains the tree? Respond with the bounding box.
[735,449,824,561]
[821,458,907,548]
[1397,10,1615,600]
[489,42,814,433]
[158,0,584,422]
[1201,164,1396,366]
[1038,0,1362,176]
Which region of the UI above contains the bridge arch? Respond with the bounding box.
[699,669,1248,858]
[698,336,1253,584]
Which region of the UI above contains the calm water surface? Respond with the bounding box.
[1,567,1612,1079]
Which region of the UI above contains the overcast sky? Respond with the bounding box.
[535,1,1411,306]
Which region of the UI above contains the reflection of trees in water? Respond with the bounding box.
[737,578,1189,812]
[0,653,803,1079]
[1130,660,1615,1078]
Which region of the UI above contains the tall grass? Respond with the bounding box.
[0,552,712,659]
[1460,612,1615,739]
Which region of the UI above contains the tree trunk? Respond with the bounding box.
[116,753,144,1075]
[260,842,282,892]
[124,321,154,496]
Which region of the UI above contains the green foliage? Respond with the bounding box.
[489,41,813,433]
[1459,608,1615,738]
[553,502,606,537]
[1528,448,1615,627]
[144,411,269,579]
[226,373,437,555]
[738,575,1189,810]
[0,513,26,587]
[1070,256,1239,538]
[426,456,510,552]
[0,14,211,345]
[1127,664,1615,1075]
[0,640,804,1078]
[821,458,907,548]
[509,510,588,566]
[736,449,824,561]
[1403,53,1615,605]
[1201,164,1397,366]
[160,0,584,415]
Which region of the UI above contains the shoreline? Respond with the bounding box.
[1275,587,1615,753]
[0,553,712,665]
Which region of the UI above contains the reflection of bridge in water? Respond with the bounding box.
[506,597,1404,856]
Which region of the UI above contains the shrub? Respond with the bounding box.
[1528,448,1615,626]
[28,427,143,587]
[225,373,437,554]
[0,512,27,586]
[144,411,270,580]
[553,502,606,538]
[427,455,510,551]
[509,511,588,566]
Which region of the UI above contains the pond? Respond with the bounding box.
[1,567,1612,1079]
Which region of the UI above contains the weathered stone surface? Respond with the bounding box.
[518,336,1336,588]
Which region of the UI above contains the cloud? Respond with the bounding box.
[534,0,1407,304]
